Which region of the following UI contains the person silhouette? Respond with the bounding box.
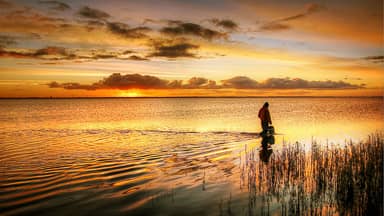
[258,102,272,135]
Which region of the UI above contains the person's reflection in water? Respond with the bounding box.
[259,133,274,163]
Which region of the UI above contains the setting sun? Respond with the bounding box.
[119,90,141,97]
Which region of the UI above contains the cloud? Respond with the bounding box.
[277,3,324,22]
[47,73,364,91]
[221,76,259,89]
[107,22,150,39]
[0,46,75,60]
[0,5,233,61]
[344,76,362,81]
[161,22,227,40]
[48,73,171,90]
[142,19,182,25]
[0,0,12,8]
[259,22,290,31]
[126,55,149,61]
[188,77,208,86]
[34,46,67,56]
[100,73,170,89]
[363,55,384,64]
[47,81,98,90]
[0,7,69,39]
[0,35,17,48]
[259,77,361,89]
[39,1,71,11]
[148,42,199,58]
[209,19,238,31]
[184,77,218,88]
[81,20,106,31]
[78,6,110,20]
[3,8,67,23]
[0,49,34,59]
[47,73,184,90]
[0,46,151,61]
[259,3,324,32]
[85,20,105,26]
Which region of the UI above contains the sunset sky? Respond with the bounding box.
[0,0,382,97]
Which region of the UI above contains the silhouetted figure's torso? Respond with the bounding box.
[258,105,272,133]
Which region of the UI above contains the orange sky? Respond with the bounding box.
[0,0,382,97]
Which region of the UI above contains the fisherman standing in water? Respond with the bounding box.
[258,102,272,135]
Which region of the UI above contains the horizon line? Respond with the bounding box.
[1,96,382,99]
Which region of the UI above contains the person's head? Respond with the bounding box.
[263,102,269,108]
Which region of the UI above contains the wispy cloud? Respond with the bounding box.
[0,46,150,61]
[0,46,81,60]
[160,22,227,40]
[363,55,384,64]
[47,73,364,90]
[125,55,149,61]
[148,41,199,58]
[277,3,323,22]
[259,22,290,31]
[77,6,110,20]
[259,3,324,32]
[209,19,239,31]
[39,1,71,11]
[107,22,151,39]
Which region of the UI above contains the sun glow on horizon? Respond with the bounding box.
[118,90,141,97]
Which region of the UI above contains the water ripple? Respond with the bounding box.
[0,128,255,215]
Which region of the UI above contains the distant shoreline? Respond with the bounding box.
[0,96,382,99]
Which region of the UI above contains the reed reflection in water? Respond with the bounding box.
[241,133,383,216]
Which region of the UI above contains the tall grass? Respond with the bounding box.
[240,133,383,216]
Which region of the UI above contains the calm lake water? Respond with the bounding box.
[0,98,383,215]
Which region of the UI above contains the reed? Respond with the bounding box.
[240,133,383,216]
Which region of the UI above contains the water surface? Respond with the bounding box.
[0,98,383,215]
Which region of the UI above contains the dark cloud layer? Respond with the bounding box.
[48,73,169,90]
[0,42,201,61]
[107,22,150,39]
[39,1,71,11]
[221,76,259,89]
[363,55,384,64]
[78,6,110,20]
[258,77,360,89]
[148,42,199,58]
[48,73,364,91]
[0,3,238,61]
[0,46,75,60]
[161,22,227,40]
[0,46,150,61]
[126,55,149,61]
[209,19,238,31]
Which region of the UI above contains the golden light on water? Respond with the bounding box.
[0,97,383,215]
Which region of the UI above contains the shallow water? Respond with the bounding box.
[0,98,383,215]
